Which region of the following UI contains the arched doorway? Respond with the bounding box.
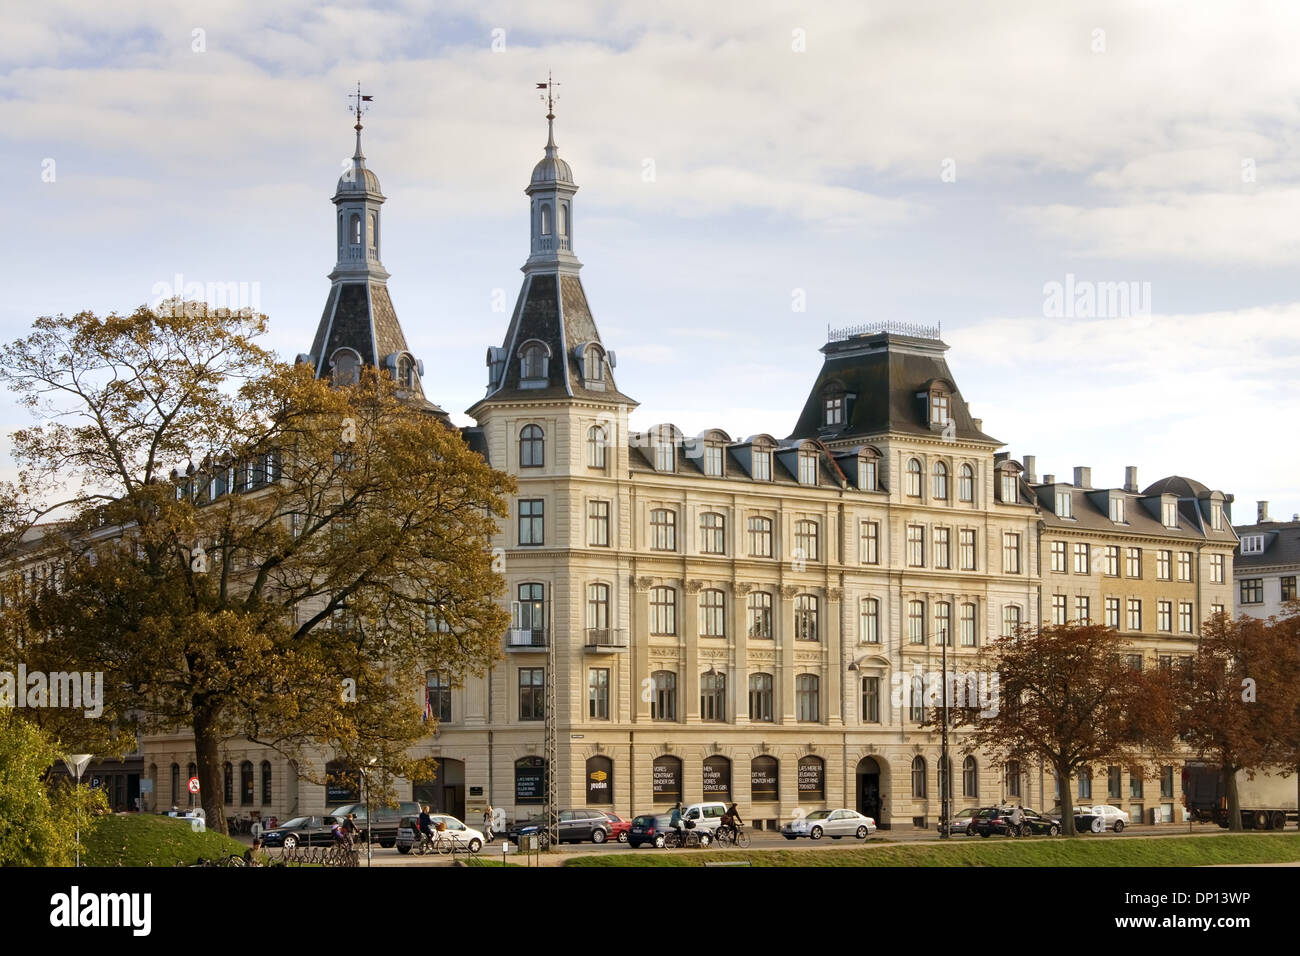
[413,758,466,821]
[856,757,884,829]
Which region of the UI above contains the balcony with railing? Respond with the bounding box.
[584,628,627,652]
[506,626,548,650]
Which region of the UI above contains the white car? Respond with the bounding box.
[1083,804,1131,833]
[396,814,485,853]
[781,808,877,840]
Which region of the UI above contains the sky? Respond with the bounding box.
[1,0,1298,521]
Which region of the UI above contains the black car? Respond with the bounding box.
[506,814,551,849]
[260,816,338,849]
[557,809,612,844]
[627,813,676,849]
[327,801,421,848]
[1018,808,1061,836]
[969,806,1019,838]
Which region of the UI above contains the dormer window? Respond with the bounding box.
[1211,503,1223,531]
[1056,491,1072,518]
[752,449,772,481]
[1241,535,1264,555]
[824,393,843,426]
[930,390,950,426]
[396,355,416,389]
[519,340,550,385]
[652,430,676,473]
[858,454,878,491]
[330,348,361,386]
[798,451,818,486]
[1162,500,1178,528]
[581,344,605,387]
[703,445,723,477]
[1000,471,1018,504]
[1109,495,1126,523]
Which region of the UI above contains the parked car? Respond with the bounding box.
[601,811,632,843]
[627,813,676,848]
[260,815,337,848]
[558,808,612,844]
[394,814,485,853]
[681,802,729,834]
[327,801,421,847]
[940,807,980,836]
[506,814,550,848]
[969,806,1019,838]
[782,808,877,840]
[1082,804,1130,833]
[1018,808,1061,836]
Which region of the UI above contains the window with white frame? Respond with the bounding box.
[748,516,773,557]
[908,600,926,644]
[934,527,951,569]
[859,456,877,491]
[1110,495,1126,522]
[752,449,771,481]
[1126,547,1142,578]
[1056,491,1072,518]
[1127,598,1142,631]
[1001,471,1017,503]
[934,601,952,645]
[654,436,675,472]
[1075,595,1090,622]
[1158,600,1172,632]
[1052,594,1067,625]
[824,394,844,426]
[1103,545,1120,577]
[907,525,925,567]
[1210,554,1224,583]
[1211,503,1223,531]
[960,602,976,646]
[933,461,949,500]
[1003,533,1021,574]
[907,458,923,497]
[798,451,818,485]
[794,594,819,641]
[930,391,949,426]
[1105,597,1121,628]
[703,444,724,477]
[587,425,607,468]
[1162,500,1178,527]
[1178,551,1193,581]
[959,529,977,570]
[959,463,974,502]
[699,589,726,637]
[588,500,610,547]
[1179,602,1193,633]
[1240,535,1264,555]
[748,591,773,639]
[860,520,880,565]
[1051,541,1066,573]
[1073,542,1090,574]
[860,597,880,644]
[1156,550,1172,580]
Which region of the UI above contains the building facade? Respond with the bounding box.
[136,111,1239,830]
[1234,501,1300,620]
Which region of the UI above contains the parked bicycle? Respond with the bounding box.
[712,823,751,848]
[664,824,712,848]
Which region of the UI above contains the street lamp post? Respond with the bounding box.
[63,754,94,866]
[939,630,950,840]
[363,757,377,867]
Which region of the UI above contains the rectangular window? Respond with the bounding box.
[1178,551,1193,581]
[1127,598,1142,631]
[933,527,951,569]
[1110,496,1126,523]
[860,521,880,565]
[1073,543,1090,574]
[959,529,977,570]
[1131,775,1144,798]
[752,451,771,481]
[1050,541,1066,573]
[960,603,976,646]
[1001,473,1018,504]
[908,600,925,644]
[518,498,544,546]
[1283,577,1297,603]
[1158,600,1172,632]
[748,592,773,639]
[1079,770,1092,799]
[859,598,879,644]
[934,601,952,645]
[1125,547,1142,578]
[1056,491,1072,518]
[699,512,725,555]
[794,520,819,562]
[1163,500,1178,527]
[1179,602,1193,634]
[587,500,610,547]
[1240,579,1263,604]
[1157,550,1172,581]
[859,459,877,491]
[1103,546,1120,577]
[586,583,610,631]
[1160,766,1174,799]
[748,516,773,557]
[1105,597,1121,629]
[699,589,726,638]
[1003,533,1021,574]
[1240,535,1264,555]
[1052,594,1067,625]
[588,668,609,720]
[907,525,925,567]
[703,445,723,477]
[1211,602,1225,618]
[1108,766,1122,800]
[650,509,676,551]
[861,677,880,723]
[1075,595,1090,623]
[650,588,677,636]
[519,668,545,721]
[1002,605,1021,638]
[1210,554,1224,583]
[798,452,818,486]
[1127,653,1143,671]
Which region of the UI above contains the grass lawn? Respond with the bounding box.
[82,813,249,867]
[565,833,1300,867]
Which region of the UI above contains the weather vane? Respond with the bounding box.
[535,72,560,120]
[348,82,374,132]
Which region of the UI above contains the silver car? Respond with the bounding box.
[941,807,979,836]
[781,808,877,840]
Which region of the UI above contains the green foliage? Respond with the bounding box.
[81,812,247,867]
[0,717,108,866]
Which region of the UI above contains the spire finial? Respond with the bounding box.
[535,72,560,153]
[348,82,374,157]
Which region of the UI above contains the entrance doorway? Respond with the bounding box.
[413,758,465,821]
[856,757,885,829]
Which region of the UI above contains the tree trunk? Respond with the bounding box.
[1223,762,1242,832]
[193,702,228,836]
[1059,767,1077,836]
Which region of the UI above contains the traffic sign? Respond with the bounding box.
[187,777,200,794]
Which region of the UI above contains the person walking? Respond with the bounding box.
[482,805,495,842]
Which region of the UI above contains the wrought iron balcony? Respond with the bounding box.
[584,628,627,651]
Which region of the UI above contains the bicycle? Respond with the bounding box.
[431,832,483,856]
[664,825,712,848]
[713,823,750,848]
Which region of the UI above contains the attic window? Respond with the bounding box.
[652,432,676,473]
[1241,535,1264,555]
[1211,503,1223,531]
[1109,495,1126,523]
[798,451,818,486]
[330,348,361,387]
[929,388,951,427]
[824,393,844,426]
[703,445,723,477]
[1162,500,1178,528]
[1056,491,1072,518]
[752,449,772,481]
[1000,470,1018,504]
[520,341,550,385]
[858,454,878,491]
[582,345,605,388]
[396,355,416,389]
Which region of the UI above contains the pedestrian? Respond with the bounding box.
[482,805,495,841]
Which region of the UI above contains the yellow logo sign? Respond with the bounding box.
[590,770,608,782]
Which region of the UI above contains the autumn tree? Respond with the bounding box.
[938,622,1178,836]
[1179,610,1300,831]
[2,304,513,834]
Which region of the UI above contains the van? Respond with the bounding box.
[681,801,728,833]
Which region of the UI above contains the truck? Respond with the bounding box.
[1182,762,1299,830]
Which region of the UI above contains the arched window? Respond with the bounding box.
[793,519,819,561]
[587,425,607,468]
[583,344,603,383]
[794,594,819,641]
[649,587,677,635]
[223,761,234,804]
[907,458,923,497]
[751,755,779,801]
[369,212,377,248]
[700,670,726,721]
[699,512,725,554]
[520,424,544,468]
[260,760,272,805]
[349,212,361,244]
[959,463,975,502]
[699,588,725,637]
[933,461,949,500]
[747,516,773,557]
[331,348,360,387]
[520,342,548,381]
[795,674,820,721]
[749,673,774,722]
[559,202,570,236]
[860,597,880,643]
[962,756,978,797]
[912,756,927,798]
[396,355,415,388]
[650,670,677,720]
[540,203,553,236]
[240,760,254,806]
[652,754,681,803]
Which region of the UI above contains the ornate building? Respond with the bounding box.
[139,108,1239,831]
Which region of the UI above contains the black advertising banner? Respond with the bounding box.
[515,756,546,804]
[798,756,824,800]
[703,755,730,798]
[586,756,613,804]
[652,755,681,802]
[751,755,779,801]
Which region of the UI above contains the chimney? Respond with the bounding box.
[1023,455,1037,483]
[1124,466,1139,493]
[1043,473,1056,485]
[972,418,983,431]
[1074,466,1091,489]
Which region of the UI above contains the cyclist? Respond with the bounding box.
[669,802,685,847]
[719,803,743,843]
[417,804,434,850]
[330,817,351,848]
